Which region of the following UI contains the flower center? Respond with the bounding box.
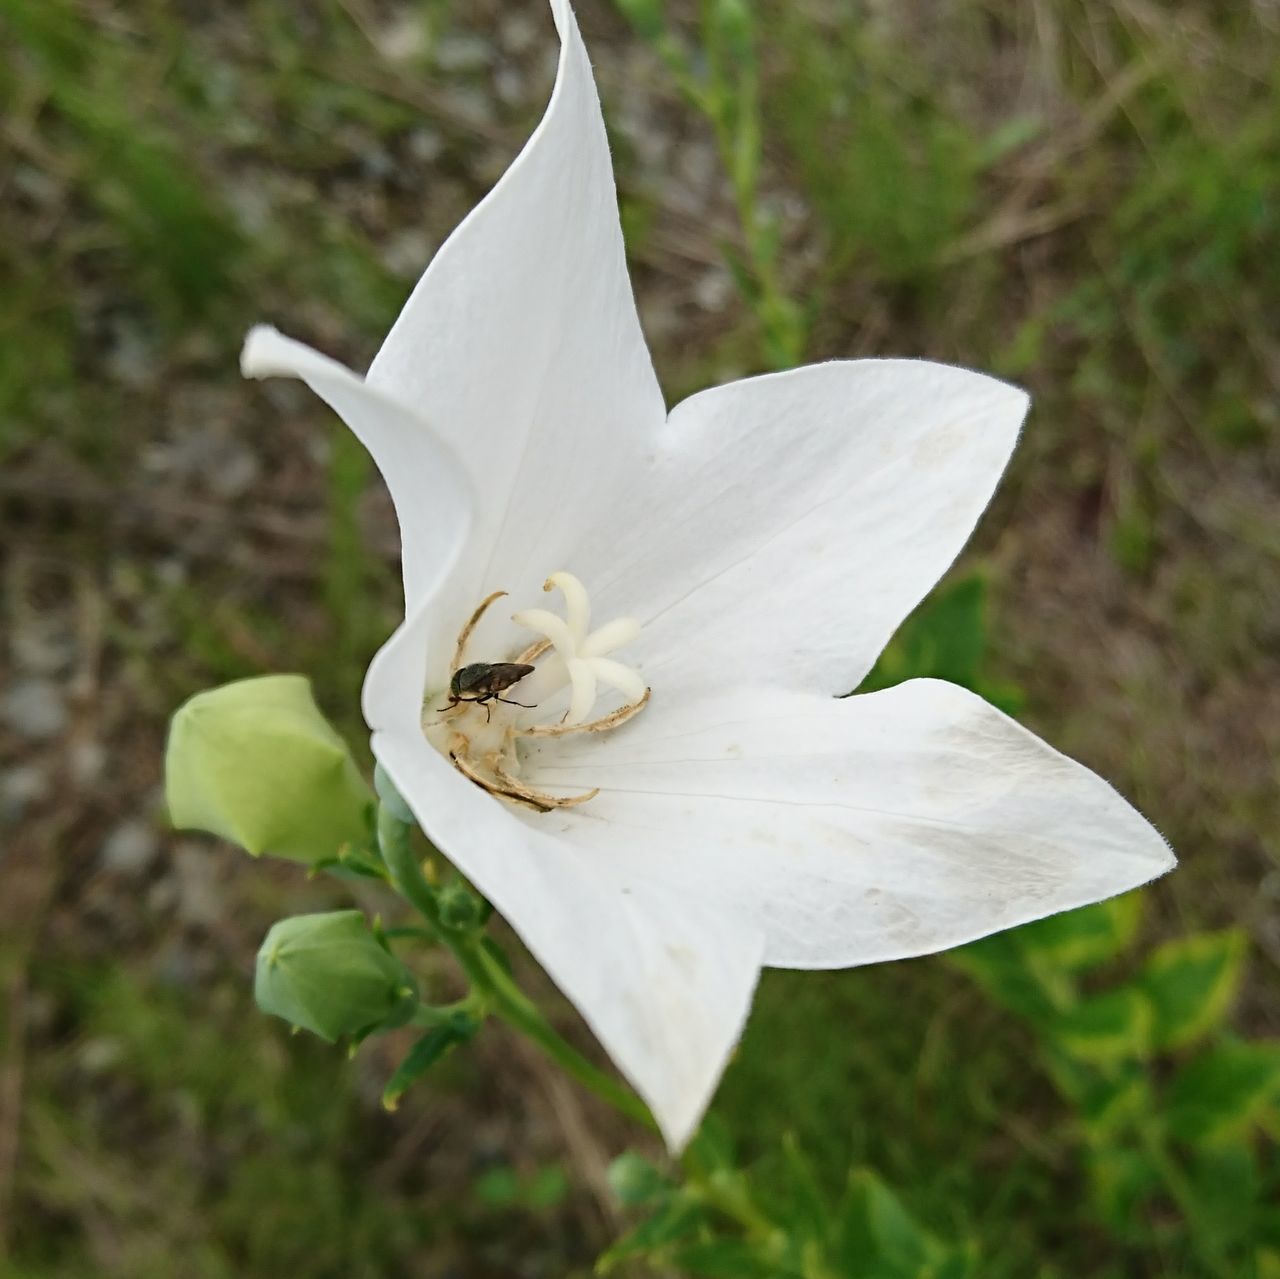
[422,572,649,812]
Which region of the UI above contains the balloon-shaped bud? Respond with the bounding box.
[165,674,372,864]
[254,911,418,1043]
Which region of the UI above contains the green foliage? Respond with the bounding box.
[601,1138,977,1278]
[951,901,1274,1276]
[860,573,1023,713]
[2,0,242,315]
[1165,1041,1280,1145]
[381,1013,478,1110]
[1048,987,1153,1065]
[612,0,807,366]
[1137,930,1248,1052]
[769,9,995,288]
[472,1163,570,1211]
[1017,894,1144,974]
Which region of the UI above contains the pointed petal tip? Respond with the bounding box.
[654,1097,710,1157]
[240,325,353,388]
[240,324,293,380]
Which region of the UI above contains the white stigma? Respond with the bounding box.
[426,571,650,814]
[513,572,645,726]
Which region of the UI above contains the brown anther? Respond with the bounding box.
[520,688,651,738]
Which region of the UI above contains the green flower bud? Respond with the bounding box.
[254,910,418,1043]
[437,882,482,931]
[165,674,372,864]
[607,1151,671,1207]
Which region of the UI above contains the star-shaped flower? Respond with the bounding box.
[241,0,1173,1150]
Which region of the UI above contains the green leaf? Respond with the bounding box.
[1166,1040,1280,1144]
[1047,987,1153,1064]
[949,933,1065,1022]
[1137,930,1247,1051]
[780,1132,830,1248]
[596,1196,705,1273]
[1085,1147,1160,1238]
[1015,895,1144,973]
[1256,1249,1280,1279]
[685,1114,739,1174]
[1042,1052,1151,1140]
[1185,1143,1261,1255]
[861,576,989,693]
[836,1169,947,1276]
[381,1015,477,1111]
[670,1237,790,1279]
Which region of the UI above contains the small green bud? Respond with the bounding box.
[437,882,482,931]
[165,674,372,864]
[254,910,418,1043]
[607,1151,671,1207]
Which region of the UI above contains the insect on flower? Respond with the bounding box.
[447,663,536,718]
[240,0,1175,1152]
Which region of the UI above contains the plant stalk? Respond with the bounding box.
[378,806,656,1131]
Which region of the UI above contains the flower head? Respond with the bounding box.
[241,0,1173,1150]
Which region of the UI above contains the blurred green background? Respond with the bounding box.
[1,0,1277,1275]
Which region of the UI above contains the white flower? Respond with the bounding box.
[241,0,1173,1150]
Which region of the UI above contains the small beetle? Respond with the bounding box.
[446,662,537,721]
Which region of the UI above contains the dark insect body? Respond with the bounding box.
[447,662,537,721]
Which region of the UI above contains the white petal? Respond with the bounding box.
[241,326,472,606]
[577,360,1028,699]
[372,710,763,1151]
[364,0,665,601]
[525,678,1174,967]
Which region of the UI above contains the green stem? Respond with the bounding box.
[378,807,656,1131]
[409,999,474,1028]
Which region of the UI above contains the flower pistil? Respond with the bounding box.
[425,572,649,812]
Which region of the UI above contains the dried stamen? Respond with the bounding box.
[427,573,650,815]
[491,762,599,809]
[512,637,552,666]
[451,589,507,674]
[448,733,550,813]
[520,688,651,738]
